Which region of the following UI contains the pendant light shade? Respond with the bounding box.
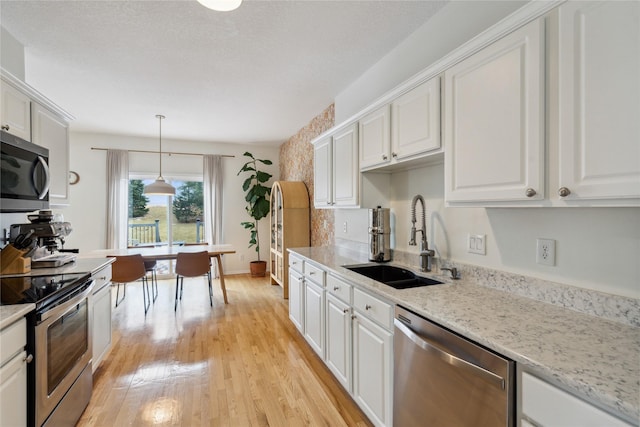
[197,0,242,12]
[144,115,175,196]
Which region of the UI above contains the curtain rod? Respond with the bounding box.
[90,147,235,158]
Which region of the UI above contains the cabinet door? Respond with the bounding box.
[0,351,27,427]
[391,77,441,160]
[445,19,545,203]
[557,1,640,201]
[1,82,31,141]
[288,271,304,332]
[313,135,332,208]
[303,279,325,358]
[92,284,112,372]
[359,105,391,170]
[325,293,351,392]
[32,103,70,205]
[333,123,359,207]
[353,313,393,427]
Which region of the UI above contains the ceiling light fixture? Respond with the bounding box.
[196,0,242,12]
[143,115,176,196]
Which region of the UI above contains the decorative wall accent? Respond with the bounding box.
[279,104,335,247]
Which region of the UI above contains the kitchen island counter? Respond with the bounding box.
[290,246,640,425]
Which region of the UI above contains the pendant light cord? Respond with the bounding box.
[156,114,165,179]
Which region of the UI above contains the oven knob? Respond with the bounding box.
[24,354,34,363]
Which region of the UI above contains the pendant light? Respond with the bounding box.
[143,115,175,196]
[197,0,242,12]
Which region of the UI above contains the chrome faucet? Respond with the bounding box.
[409,194,434,272]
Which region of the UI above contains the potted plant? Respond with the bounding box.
[237,151,273,277]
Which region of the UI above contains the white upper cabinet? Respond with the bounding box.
[555,0,640,203]
[391,77,441,161]
[1,81,31,141]
[32,103,70,206]
[314,123,359,208]
[359,105,390,170]
[444,18,545,204]
[359,77,441,172]
[313,135,332,208]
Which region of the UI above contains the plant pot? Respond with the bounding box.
[249,260,267,277]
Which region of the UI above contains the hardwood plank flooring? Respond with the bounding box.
[78,274,372,427]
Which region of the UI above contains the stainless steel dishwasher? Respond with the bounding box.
[394,305,515,427]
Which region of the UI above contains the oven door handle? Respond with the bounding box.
[38,281,94,323]
[394,318,505,390]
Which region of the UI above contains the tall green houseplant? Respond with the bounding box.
[237,152,273,263]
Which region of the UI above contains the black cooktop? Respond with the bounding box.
[0,272,91,310]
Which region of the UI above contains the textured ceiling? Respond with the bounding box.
[0,0,447,146]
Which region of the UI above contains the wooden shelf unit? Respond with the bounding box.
[269,181,310,299]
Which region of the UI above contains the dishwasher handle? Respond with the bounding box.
[394,318,505,390]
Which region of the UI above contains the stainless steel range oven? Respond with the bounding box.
[1,273,94,427]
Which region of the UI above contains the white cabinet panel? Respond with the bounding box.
[391,77,441,160]
[325,293,351,392]
[313,135,332,208]
[0,351,27,427]
[353,313,393,427]
[32,103,70,205]
[359,105,390,170]
[1,82,31,141]
[288,271,304,332]
[333,123,359,207]
[556,1,640,202]
[521,372,632,426]
[304,279,325,358]
[445,18,545,203]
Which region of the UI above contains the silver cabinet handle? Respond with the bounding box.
[309,271,316,275]
[343,308,349,314]
[365,304,372,310]
[558,187,571,197]
[382,154,388,160]
[525,188,537,198]
[24,354,34,363]
[333,286,339,291]
[1,124,9,131]
[392,152,398,158]
[394,318,505,390]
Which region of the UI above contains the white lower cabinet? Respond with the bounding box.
[352,312,393,427]
[521,372,633,427]
[0,317,29,427]
[325,287,352,392]
[91,264,113,372]
[303,278,325,358]
[288,270,304,332]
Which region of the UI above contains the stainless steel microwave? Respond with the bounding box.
[1,130,50,212]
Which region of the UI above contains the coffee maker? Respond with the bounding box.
[368,206,391,262]
[9,210,77,268]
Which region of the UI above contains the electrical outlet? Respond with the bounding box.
[343,221,348,233]
[536,238,555,266]
[467,234,486,255]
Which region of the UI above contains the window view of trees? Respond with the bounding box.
[128,179,204,247]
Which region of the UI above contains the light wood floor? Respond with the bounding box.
[77,274,372,427]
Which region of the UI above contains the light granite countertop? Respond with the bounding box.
[290,246,640,425]
[0,304,35,329]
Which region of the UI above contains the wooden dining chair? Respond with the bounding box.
[110,254,151,315]
[174,250,213,311]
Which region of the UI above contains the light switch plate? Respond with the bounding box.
[468,234,486,255]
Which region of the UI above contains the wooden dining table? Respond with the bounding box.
[91,244,235,304]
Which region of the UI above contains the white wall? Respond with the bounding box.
[334,0,526,123]
[62,132,279,274]
[336,164,640,299]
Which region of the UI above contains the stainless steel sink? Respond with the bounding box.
[344,264,442,289]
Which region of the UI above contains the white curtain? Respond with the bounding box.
[203,155,223,275]
[106,150,129,249]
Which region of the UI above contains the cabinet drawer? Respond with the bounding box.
[304,261,325,286]
[353,287,393,330]
[289,255,303,275]
[0,318,26,366]
[93,264,112,293]
[327,274,352,304]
